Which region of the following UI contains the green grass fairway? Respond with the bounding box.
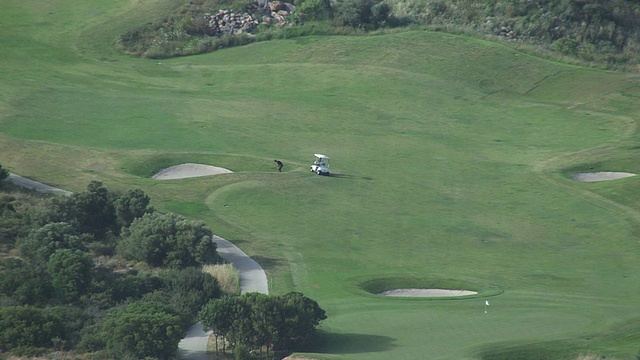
[2,0,640,359]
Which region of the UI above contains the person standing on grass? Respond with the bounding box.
[274,160,283,172]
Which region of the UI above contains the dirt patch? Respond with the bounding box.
[378,288,477,297]
[571,172,636,182]
[151,163,232,180]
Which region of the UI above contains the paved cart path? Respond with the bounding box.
[7,173,72,195]
[177,237,269,359]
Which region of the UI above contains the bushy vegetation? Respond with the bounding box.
[0,180,326,359]
[393,0,640,66]
[0,182,224,358]
[118,0,640,68]
[0,164,8,184]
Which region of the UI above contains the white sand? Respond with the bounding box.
[377,288,477,297]
[571,172,636,182]
[151,163,233,180]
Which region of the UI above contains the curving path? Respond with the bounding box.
[176,238,269,359]
[5,174,268,360]
[7,173,72,196]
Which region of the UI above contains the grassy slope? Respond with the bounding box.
[2,0,640,359]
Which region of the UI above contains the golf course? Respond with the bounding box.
[2,0,640,359]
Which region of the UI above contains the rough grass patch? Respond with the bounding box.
[203,263,240,295]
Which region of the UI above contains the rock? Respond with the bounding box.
[269,1,286,12]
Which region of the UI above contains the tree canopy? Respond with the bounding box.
[200,292,327,357]
[0,182,223,358]
[118,212,219,269]
[100,301,185,360]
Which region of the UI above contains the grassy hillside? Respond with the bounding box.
[2,0,640,359]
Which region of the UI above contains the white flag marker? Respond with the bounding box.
[485,300,490,306]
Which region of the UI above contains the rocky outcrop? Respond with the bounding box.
[204,10,259,36]
[203,0,296,36]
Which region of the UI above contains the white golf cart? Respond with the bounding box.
[310,154,330,175]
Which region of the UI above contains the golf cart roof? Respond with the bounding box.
[314,154,329,159]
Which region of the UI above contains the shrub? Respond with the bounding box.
[117,212,219,269]
[100,300,185,360]
[0,163,8,183]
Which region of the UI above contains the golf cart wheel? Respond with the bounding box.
[316,170,322,175]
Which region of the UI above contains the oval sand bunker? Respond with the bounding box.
[152,163,233,180]
[378,289,477,297]
[571,172,636,182]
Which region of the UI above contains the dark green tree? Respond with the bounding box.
[0,194,32,247]
[117,212,218,269]
[160,267,222,320]
[273,292,327,351]
[0,305,65,351]
[200,296,239,354]
[100,300,185,360]
[297,0,333,22]
[36,181,118,240]
[18,222,85,264]
[200,292,327,355]
[47,249,94,303]
[0,258,52,305]
[72,181,118,239]
[0,163,9,184]
[333,0,391,29]
[114,188,153,229]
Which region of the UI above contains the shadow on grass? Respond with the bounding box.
[251,255,285,269]
[307,331,397,354]
[328,173,374,180]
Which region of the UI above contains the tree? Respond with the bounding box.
[47,249,94,303]
[18,222,85,264]
[72,181,118,239]
[117,213,218,269]
[297,0,333,22]
[200,296,239,354]
[0,194,32,247]
[200,292,327,356]
[0,258,52,306]
[332,0,391,29]
[114,188,153,229]
[36,181,118,240]
[0,306,66,351]
[110,271,164,303]
[0,163,9,184]
[160,267,222,321]
[101,300,185,360]
[273,292,327,351]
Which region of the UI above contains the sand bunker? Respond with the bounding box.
[378,289,477,297]
[571,172,636,182]
[152,163,233,180]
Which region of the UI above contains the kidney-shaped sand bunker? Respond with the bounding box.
[358,276,498,298]
[378,288,477,297]
[152,163,233,180]
[571,172,636,182]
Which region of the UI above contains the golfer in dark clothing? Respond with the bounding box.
[274,160,283,172]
